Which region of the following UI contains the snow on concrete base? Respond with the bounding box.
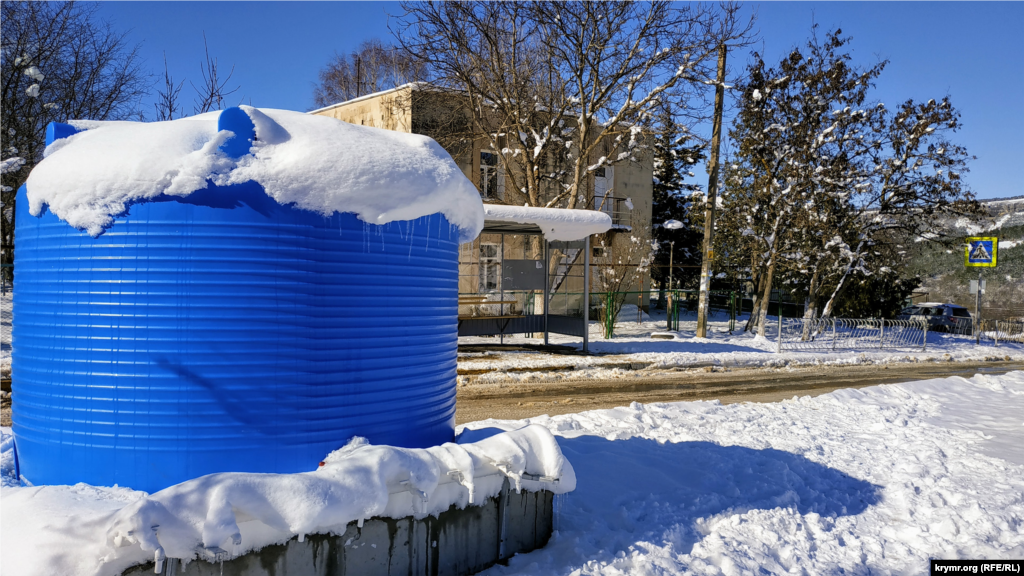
[0,425,573,576]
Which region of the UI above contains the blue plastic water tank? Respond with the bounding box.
[12,117,461,492]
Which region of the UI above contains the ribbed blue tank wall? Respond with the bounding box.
[12,181,459,492]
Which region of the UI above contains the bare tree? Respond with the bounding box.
[591,223,654,326]
[153,53,184,121]
[149,34,243,121]
[191,32,239,114]
[312,38,429,108]
[1,1,148,285]
[394,1,754,210]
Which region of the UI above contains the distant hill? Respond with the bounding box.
[907,196,1024,321]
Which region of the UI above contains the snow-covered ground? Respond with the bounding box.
[469,370,1024,575]
[3,371,1022,575]
[458,310,1024,383]
[0,425,573,576]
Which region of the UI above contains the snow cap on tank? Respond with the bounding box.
[26,106,485,242]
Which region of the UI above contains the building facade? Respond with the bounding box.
[311,84,654,304]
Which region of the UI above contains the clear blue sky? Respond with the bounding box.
[96,1,1022,200]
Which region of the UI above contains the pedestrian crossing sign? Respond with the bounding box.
[965,237,997,267]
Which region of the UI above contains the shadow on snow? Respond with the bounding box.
[460,428,882,568]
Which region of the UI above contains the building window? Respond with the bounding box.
[480,151,504,199]
[479,243,501,292]
[594,166,614,211]
[593,246,608,259]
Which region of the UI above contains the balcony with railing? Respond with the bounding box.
[587,195,632,229]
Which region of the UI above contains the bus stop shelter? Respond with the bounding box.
[457,205,612,353]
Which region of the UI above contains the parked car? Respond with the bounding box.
[898,303,974,334]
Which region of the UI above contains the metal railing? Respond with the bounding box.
[592,290,740,339]
[769,317,929,352]
[1,278,10,382]
[983,320,1024,345]
[587,195,632,228]
[945,316,975,336]
[457,289,742,340]
[932,318,1024,345]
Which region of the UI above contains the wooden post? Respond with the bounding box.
[638,276,643,325]
[922,318,928,351]
[696,43,728,338]
[606,291,614,339]
[776,308,782,354]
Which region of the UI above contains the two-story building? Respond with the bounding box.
[311,83,654,323]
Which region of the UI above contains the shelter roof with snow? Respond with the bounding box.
[481,204,612,241]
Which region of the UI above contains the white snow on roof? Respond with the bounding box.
[25,106,484,242]
[307,82,428,114]
[483,204,612,241]
[0,424,573,576]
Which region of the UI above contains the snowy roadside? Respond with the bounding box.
[467,370,1024,575]
[458,313,1024,385]
[3,371,1021,575]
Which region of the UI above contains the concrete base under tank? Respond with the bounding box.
[124,481,554,576]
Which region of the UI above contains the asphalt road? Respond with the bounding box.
[454,360,1024,424]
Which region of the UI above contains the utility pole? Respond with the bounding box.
[668,241,675,291]
[696,43,728,338]
[356,57,362,97]
[668,240,675,331]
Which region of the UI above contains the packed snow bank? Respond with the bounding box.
[0,425,573,576]
[483,204,612,241]
[464,371,1024,575]
[25,107,484,241]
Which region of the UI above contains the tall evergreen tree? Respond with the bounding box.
[651,104,705,291]
[720,27,978,331]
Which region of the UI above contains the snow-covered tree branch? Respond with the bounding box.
[394,1,753,210]
[719,27,979,330]
[1,1,149,285]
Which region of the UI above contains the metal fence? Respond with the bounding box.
[329,273,1023,351]
[926,318,1024,346]
[767,317,1024,352]
[0,272,9,350]
[457,289,742,340]
[982,320,1024,346]
[0,289,8,348]
[592,290,741,339]
[586,195,632,228]
[765,317,929,352]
